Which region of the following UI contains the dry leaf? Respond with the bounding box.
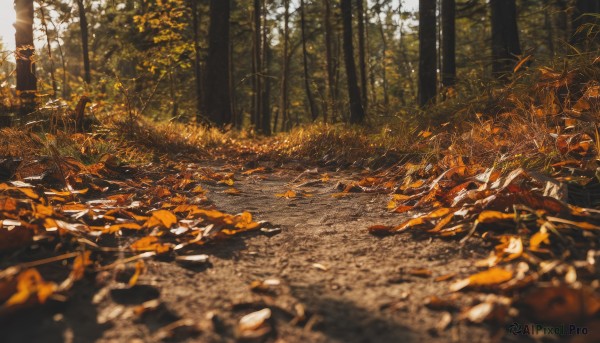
[239,308,271,331]
[450,268,513,292]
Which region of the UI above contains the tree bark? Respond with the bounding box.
[252,0,262,131]
[375,1,389,107]
[356,0,368,110]
[490,0,521,78]
[191,0,203,122]
[418,0,437,106]
[341,0,365,124]
[39,6,57,98]
[261,0,271,135]
[278,0,290,131]
[205,0,232,126]
[323,0,335,123]
[14,0,37,115]
[441,0,456,87]
[301,0,318,121]
[76,0,91,84]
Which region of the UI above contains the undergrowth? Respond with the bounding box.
[1,53,598,175]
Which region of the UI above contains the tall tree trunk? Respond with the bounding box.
[543,0,554,56]
[341,0,365,124]
[364,2,376,104]
[252,0,262,131]
[441,0,456,87]
[555,0,569,44]
[323,0,335,123]
[490,0,521,78]
[375,1,389,107]
[168,62,178,118]
[301,0,318,121]
[76,0,91,84]
[14,0,37,115]
[39,6,57,98]
[279,0,290,132]
[230,34,240,128]
[191,0,203,122]
[356,0,368,111]
[205,0,232,126]
[261,0,271,135]
[418,0,437,106]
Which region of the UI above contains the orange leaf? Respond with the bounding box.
[129,260,145,287]
[477,211,515,223]
[70,251,92,281]
[144,210,177,229]
[392,205,413,214]
[275,190,296,198]
[130,236,171,254]
[5,269,56,307]
[242,167,266,175]
[450,268,513,292]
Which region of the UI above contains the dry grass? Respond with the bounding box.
[2,54,598,175]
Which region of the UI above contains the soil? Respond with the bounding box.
[0,163,503,343]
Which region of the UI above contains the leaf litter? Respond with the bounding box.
[0,152,267,319]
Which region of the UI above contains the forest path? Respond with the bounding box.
[2,164,494,343]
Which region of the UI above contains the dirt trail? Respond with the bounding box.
[1,165,497,343]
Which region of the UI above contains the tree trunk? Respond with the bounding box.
[191,0,203,122]
[441,0,456,87]
[341,0,365,124]
[543,0,554,56]
[205,0,232,127]
[375,1,389,108]
[356,0,368,110]
[252,0,262,131]
[278,0,290,132]
[301,0,318,121]
[14,0,37,115]
[39,6,57,98]
[323,0,335,123]
[364,2,376,104]
[76,0,91,84]
[418,0,437,106]
[555,0,569,44]
[490,0,521,78]
[261,0,271,135]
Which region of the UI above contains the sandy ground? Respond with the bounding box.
[0,164,506,343]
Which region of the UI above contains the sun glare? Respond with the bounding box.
[0,0,17,51]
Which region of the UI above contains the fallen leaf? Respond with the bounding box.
[239,308,271,331]
[144,210,178,229]
[520,286,600,325]
[130,237,171,254]
[275,190,296,198]
[450,268,513,292]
